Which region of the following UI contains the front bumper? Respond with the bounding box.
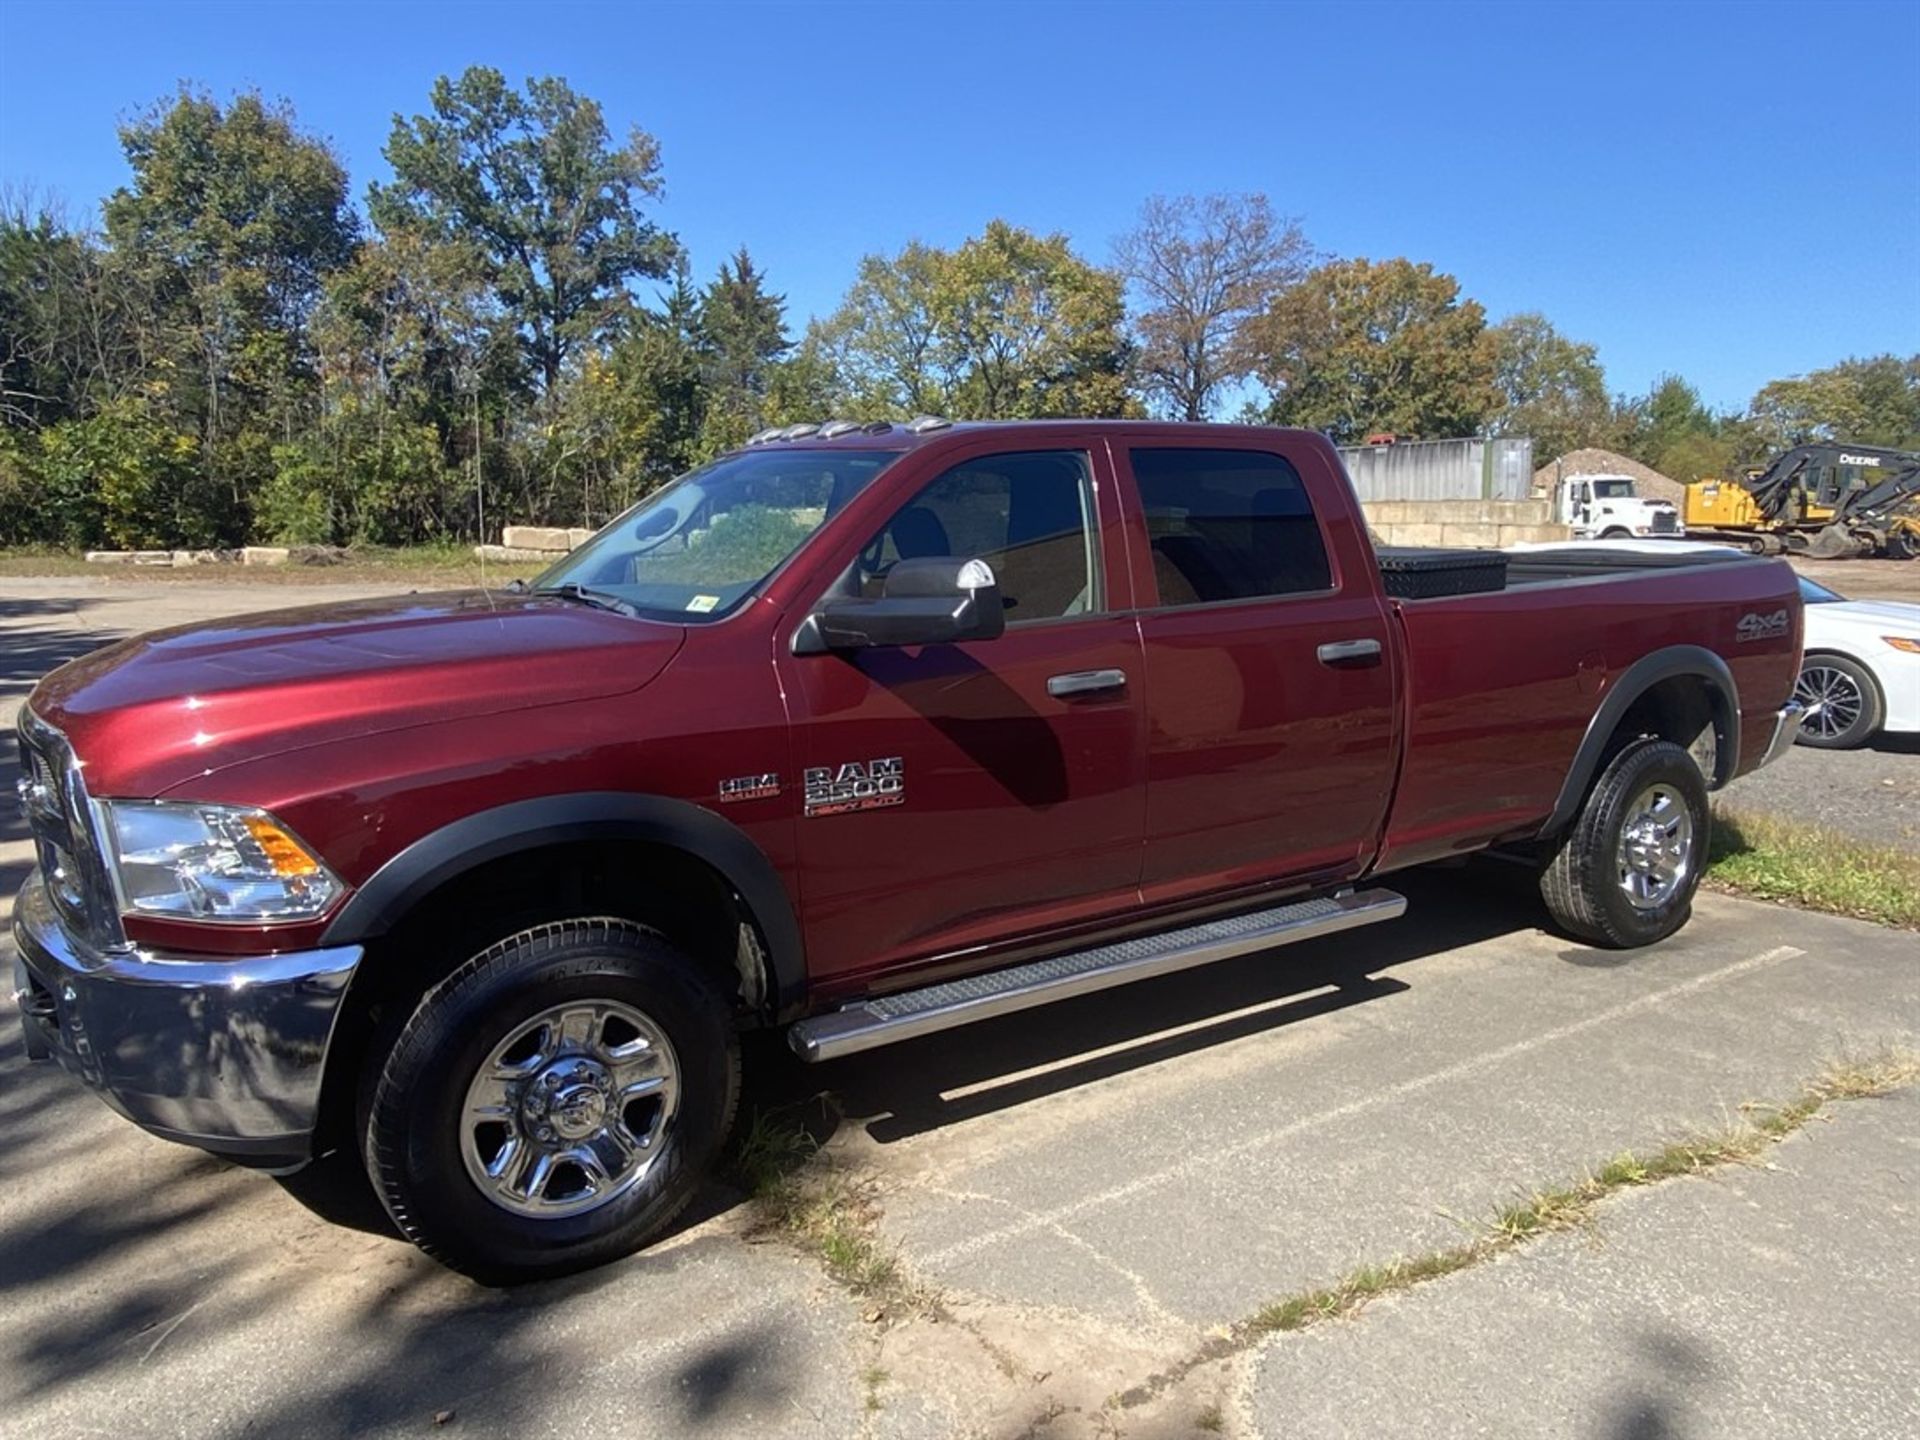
[10,872,361,1170]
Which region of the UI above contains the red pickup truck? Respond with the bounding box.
[13,421,1804,1281]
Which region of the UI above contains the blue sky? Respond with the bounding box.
[2,0,1916,413]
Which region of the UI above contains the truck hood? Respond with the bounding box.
[27,591,686,797]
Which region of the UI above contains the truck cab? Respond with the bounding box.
[1555,473,1684,541]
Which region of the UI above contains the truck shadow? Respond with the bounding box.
[745,860,1550,1146]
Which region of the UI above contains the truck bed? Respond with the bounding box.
[1370,544,1800,874]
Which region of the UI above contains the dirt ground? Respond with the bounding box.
[1788,555,1920,603]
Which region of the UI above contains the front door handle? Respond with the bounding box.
[1047,668,1128,698]
[1317,639,1383,666]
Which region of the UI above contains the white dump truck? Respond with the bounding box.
[1553,473,1685,541]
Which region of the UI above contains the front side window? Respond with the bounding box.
[853,450,1102,623]
[1132,447,1332,606]
[540,448,903,621]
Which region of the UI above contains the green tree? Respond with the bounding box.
[102,88,357,539]
[280,230,507,541]
[1,199,146,431]
[697,247,791,453]
[809,240,951,417]
[546,262,709,522]
[372,67,678,406]
[1748,354,1920,451]
[1487,312,1614,460]
[35,396,206,547]
[1246,257,1497,442]
[1113,193,1315,421]
[812,223,1135,421]
[938,221,1134,419]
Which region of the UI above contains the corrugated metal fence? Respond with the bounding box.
[1336,437,1534,501]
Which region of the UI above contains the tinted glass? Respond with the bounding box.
[543,448,903,621]
[1131,448,1332,605]
[856,451,1101,622]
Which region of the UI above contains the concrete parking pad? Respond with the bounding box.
[1244,1087,1920,1440]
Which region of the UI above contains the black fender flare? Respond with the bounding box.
[320,792,807,1018]
[1539,646,1740,837]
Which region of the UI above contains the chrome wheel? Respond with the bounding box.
[1794,663,1864,741]
[1615,784,1694,911]
[459,999,679,1219]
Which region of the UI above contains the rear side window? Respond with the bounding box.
[1131,447,1332,606]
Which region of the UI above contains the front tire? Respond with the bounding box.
[363,918,739,1284]
[1793,653,1883,749]
[1539,739,1709,948]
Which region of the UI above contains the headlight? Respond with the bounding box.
[1883,636,1920,655]
[101,801,342,922]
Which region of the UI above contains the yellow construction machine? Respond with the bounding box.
[1683,442,1920,558]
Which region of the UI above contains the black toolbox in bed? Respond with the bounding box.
[1375,546,1509,600]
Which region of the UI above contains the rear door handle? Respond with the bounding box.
[1047,668,1128,698]
[1316,639,1383,666]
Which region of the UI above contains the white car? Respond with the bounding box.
[1505,538,1920,749]
[1795,575,1920,749]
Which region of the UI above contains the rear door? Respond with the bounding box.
[776,438,1146,990]
[1117,439,1399,901]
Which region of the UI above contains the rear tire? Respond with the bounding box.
[362,918,739,1284]
[1793,653,1883,750]
[1539,740,1709,948]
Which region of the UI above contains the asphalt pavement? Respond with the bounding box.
[2,575,1917,1440]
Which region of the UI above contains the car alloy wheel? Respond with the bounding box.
[1794,663,1864,742]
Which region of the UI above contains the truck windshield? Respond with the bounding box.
[534,448,905,621]
[1590,479,1634,498]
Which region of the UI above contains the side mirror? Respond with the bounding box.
[795,557,1006,654]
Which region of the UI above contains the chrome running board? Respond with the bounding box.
[788,888,1406,1062]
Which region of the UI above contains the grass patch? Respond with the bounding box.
[1706,807,1920,930]
[726,1106,920,1309]
[1239,1052,1917,1343]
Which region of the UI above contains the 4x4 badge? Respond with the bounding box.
[1735,609,1789,643]
[804,758,904,817]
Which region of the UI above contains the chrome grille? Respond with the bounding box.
[1651,512,1678,534]
[15,708,125,952]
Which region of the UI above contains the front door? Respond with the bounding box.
[1118,440,1400,901]
[777,441,1146,991]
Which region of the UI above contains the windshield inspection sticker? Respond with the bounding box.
[804,758,905,817]
[686,594,720,614]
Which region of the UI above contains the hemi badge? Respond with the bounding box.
[719,773,781,803]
